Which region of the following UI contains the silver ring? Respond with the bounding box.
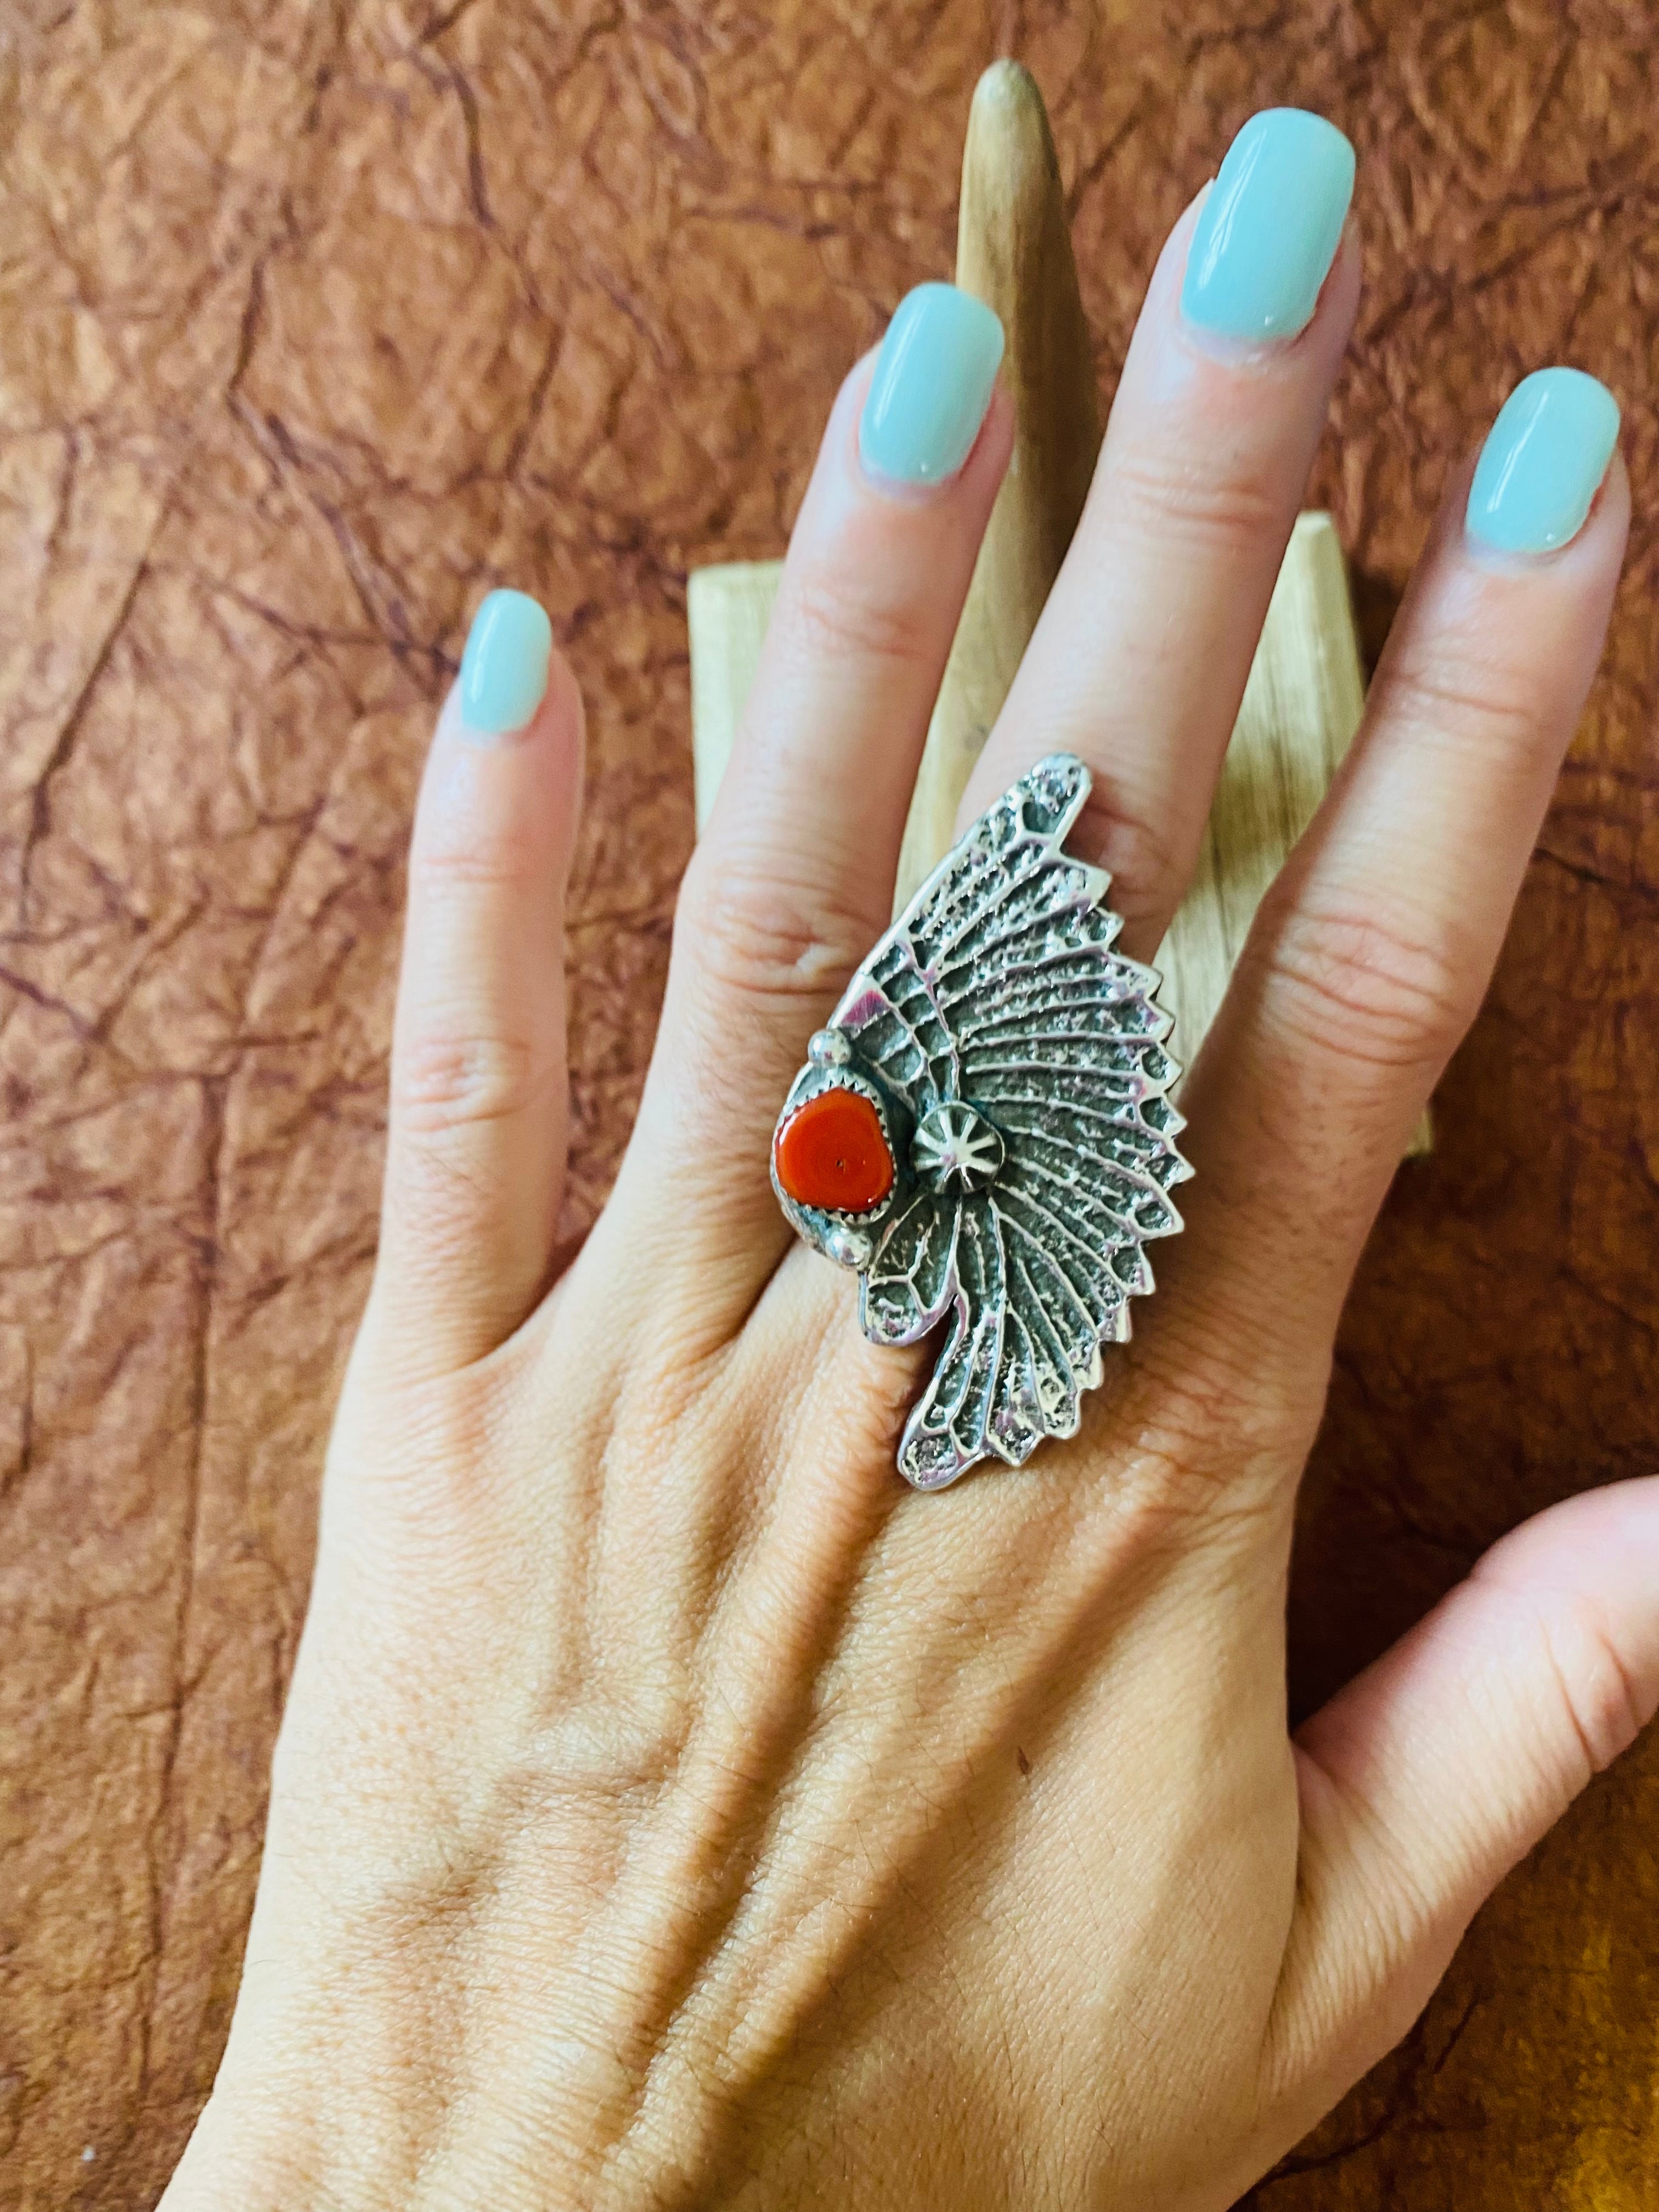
[772,754,1191,1489]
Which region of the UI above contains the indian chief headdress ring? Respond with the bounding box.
[771,754,1192,1491]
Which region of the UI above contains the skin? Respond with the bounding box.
[162,195,1657,2210]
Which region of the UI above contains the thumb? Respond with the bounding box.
[1263,1477,1659,2116]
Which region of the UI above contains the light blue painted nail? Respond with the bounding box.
[1465,368,1621,555]
[1181,109,1356,343]
[859,282,1005,488]
[458,589,553,735]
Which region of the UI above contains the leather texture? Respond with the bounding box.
[3,4,1657,2205]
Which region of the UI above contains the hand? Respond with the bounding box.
[164,111,1649,2211]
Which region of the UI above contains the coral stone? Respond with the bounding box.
[774,1088,894,1215]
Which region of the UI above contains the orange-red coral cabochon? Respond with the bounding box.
[773,1087,894,1215]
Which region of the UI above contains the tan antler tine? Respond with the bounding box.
[892,59,1103,909]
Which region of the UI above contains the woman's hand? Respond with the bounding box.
[164,110,1650,2211]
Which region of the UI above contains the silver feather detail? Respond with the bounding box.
[772,754,1190,1489]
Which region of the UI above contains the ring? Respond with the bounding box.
[772,754,1192,1489]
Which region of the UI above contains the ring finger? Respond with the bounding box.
[1160,371,1628,1412]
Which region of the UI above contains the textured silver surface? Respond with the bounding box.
[773,754,1191,1489]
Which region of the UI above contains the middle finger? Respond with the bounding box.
[965,107,1361,960]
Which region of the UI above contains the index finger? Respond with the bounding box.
[629,287,1013,1324]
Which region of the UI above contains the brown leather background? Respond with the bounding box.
[4,3,1658,2205]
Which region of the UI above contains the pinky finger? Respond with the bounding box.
[365,591,585,1384]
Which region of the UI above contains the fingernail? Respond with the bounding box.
[1465,368,1621,555]
[858,282,1005,488]
[458,589,553,736]
[1181,108,1356,343]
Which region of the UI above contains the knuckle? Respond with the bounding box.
[1072,786,1183,924]
[1537,1589,1651,1779]
[783,562,938,673]
[410,824,544,897]
[1104,446,1287,554]
[676,847,875,1007]
[965,765,1182,933]
[1375,652,1550,771]
[1256,894,1472,1074]
[394,1030,548,1137]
